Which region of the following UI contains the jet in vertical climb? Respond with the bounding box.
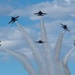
[9,16,19,24]
[35,40,46,44]
[60,23,70,32]
[34,11,47,16]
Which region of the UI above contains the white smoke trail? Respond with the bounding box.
[63,63,71,75]
[40,16,54,75]
[15,22,48,75]
[63,47,75,64]
[62,47,75,75]
[54,31,64,61]
[55,61,64,75]
[1,47,37,75]
[54,32,64,75]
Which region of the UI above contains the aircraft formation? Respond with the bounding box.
[0,10,74,45]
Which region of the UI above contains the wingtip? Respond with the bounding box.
[68,30,70,32]
[60,23,62,25]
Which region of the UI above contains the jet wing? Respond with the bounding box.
[42,41,46,43]
[9,20,12,24]
[35,41,39,43]
[16,16,19,18]
[60,23,64,26]
[34,13,39,15]
[42,13,47,15]
[60,23,67,26]
[67,28,70,32]
[9,20,15,24]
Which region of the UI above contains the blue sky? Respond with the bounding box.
[0,0,75,75]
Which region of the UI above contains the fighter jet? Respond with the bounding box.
[35,40,46,44]
[60,23,70,32]
[9,16,19,24]
[34,11,47,16]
